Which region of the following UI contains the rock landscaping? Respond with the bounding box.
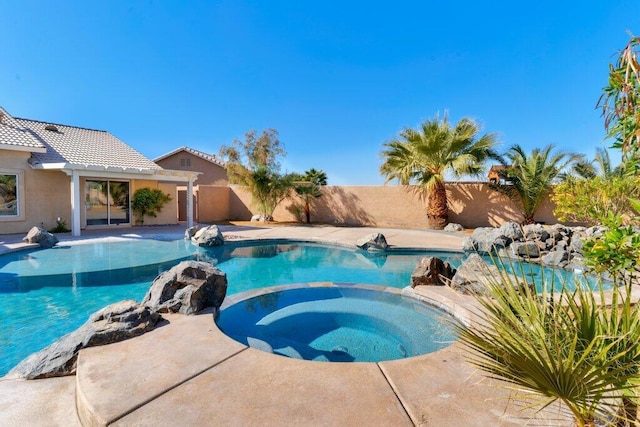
[6,300,159,379]
[356,233,388,251]
[22,226,58,248]
[460,221,603,271]
[190,224,225,247]
[8,261,228,380]
[143,260,228,315]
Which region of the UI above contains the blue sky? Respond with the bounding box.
[2,1,638,184]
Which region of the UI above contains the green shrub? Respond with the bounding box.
[131,188,172,225]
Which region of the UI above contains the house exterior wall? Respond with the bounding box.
[155,152,228,186]
[0,150,71,234]
[227,183,561,228]
[131,180,178,226]
[0,151,181,235]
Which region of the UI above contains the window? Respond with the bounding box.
[180,157,191,167]
[0,173,18,216]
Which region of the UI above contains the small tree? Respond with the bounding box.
[219,129,292,219]
[248,167,293,220]
[131,187,172,225]
[292,168,327,224]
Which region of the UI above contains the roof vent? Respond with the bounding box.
[44,124,59,132]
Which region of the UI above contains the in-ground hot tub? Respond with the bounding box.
[215,284,458,363]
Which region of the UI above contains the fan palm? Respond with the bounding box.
[379,113,499,229]
[496,144,580,225]
[293,168,328,224]
[454,268,640,426]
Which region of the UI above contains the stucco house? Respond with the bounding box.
[0,107,198,236]
[154,146,228,222]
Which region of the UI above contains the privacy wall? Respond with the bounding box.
[217,183,560,228]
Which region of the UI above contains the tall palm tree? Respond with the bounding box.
[380,113,499,229]
[497,144,580,225]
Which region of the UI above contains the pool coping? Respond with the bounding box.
[72,283,569,426]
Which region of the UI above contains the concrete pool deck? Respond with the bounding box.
[0,224,572,426]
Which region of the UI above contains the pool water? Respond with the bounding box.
[216,286,457,362]
[0,239,594,375]
[0,240,458,375]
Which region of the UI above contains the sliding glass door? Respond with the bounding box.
[85,180,130,225]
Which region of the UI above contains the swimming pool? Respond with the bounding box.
[0,238,594,376]
[0,239,460,376]
[216,284,457,362]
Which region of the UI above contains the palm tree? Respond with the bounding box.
[571,147,625,180]
[293,169,328,224]
[379,113,499,229]
[496,144,580,225]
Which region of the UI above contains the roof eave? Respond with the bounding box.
[0,143,47,153]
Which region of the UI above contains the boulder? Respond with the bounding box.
[143,261,228,314]
[450,254,528,296]
[410,257,456,287]
[498,222,523,242]
[523,224,550,242]
[570,232,586,255]
[541,250,569,267]
[565,256,587,273]
[585,225,607,238]
[461,237,477,252]
[6,300,159,379]
[444,223,464,233]
[251,214,272,222]
[23,226,58,248]
[510,241,540,258]
[191,225,224,247]
[184,225,200,240]
[464,227,510,254]
[355,233,388,251]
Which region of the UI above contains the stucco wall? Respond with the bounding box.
[226,183,561,228]
[0,150,71,234]
[155,152,228,186]
[196,186,230,223]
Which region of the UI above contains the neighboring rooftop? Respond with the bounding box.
[0,107,47,153]
[16,117,161,172]
[154,146,226,168]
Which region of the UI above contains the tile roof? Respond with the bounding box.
[154,146,226,167]
[0,107,47,152]
[16,118,161,171]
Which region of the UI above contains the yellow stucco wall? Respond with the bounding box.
[0,150,71,234]
[131,180,178,226]
[227,183,562,228]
